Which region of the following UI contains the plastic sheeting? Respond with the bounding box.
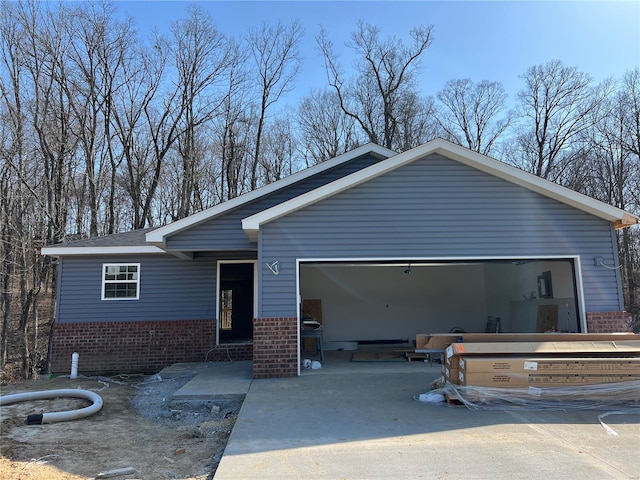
[428,379,640,411]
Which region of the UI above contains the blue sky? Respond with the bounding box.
[116,1,640,107]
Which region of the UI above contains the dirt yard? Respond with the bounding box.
[0,373,242,479]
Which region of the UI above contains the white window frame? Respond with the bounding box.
[101,263,141,300]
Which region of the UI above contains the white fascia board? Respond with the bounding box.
[242,138,638,241]
[41,246,166,257]
[145,143,396,245]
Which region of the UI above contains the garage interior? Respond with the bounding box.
[299,258,582,353]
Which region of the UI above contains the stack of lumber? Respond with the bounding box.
[415,333,640,387]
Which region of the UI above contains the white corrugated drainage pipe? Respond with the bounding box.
[0,389,103,425]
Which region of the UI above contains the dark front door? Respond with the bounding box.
[219,262,254,343]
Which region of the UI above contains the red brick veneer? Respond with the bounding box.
[253,317,298,378]
[49,319,251,375]
[585,311,632,333]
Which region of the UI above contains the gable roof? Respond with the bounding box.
[241,138,638,241]
[144,143,396,247]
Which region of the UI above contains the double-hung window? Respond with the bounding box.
[102,263,140,300]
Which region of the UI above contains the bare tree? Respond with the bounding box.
[213,42,255,202]
[395,91,441,152]
[0,0,77,377]
[0,162,12,370]
[214,49,253,202]
[1,1,33,373]
[64,1,130,237]
[261,115,296,183]
[93,7,134,234]
[620,69,640,182]
[437,78,512,155]
[514,60,612,181]
[109,37,163,229]
[247,20,303,190]
[296,88,359,165]
[317,21,434,150]
[171,6,233,219]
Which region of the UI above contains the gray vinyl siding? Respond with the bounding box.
[56,255,218,323]
[259,154,622,317]
[166,155,384,251]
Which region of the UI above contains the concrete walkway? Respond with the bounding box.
[209,353,640,480]
[160,360,253,400]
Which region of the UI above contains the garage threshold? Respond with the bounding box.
[301,350,441,376]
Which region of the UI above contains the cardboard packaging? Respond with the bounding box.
[446,367,460,384]
[459,371,640,387]
[459,357,640,374]
[440,364,460,384]
[446,340,640,359]
[416,332,638,351]
[445,355,460,368]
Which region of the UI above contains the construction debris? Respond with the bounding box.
[94,466,136,479]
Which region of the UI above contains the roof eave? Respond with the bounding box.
[41,246,166,257]
[614,213,639,229]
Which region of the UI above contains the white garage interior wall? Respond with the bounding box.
[299,259,580,347]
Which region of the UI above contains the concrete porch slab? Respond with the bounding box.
[158,361,253,400]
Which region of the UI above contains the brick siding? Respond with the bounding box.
[49,319,252,375]
[585,311,632,333]
[253,317,298,378]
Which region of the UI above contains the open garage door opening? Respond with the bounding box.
[299,258,584,351]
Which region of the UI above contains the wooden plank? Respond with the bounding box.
[444,393,465,407]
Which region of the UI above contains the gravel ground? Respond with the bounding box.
[1,373,244,480]
[131,374,242,427]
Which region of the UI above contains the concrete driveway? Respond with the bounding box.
[212,353,640,480]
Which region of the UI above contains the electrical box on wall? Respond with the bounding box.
[537,271,553,299]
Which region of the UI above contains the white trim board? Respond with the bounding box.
[243,139,638,241]
[41,246,165,256]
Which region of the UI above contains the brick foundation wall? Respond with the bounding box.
[585,312,632,333]
[253,317,298,378]
[205,343,253,362]
[48,319,245,375]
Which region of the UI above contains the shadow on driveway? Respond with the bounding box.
[214,357,640,480]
